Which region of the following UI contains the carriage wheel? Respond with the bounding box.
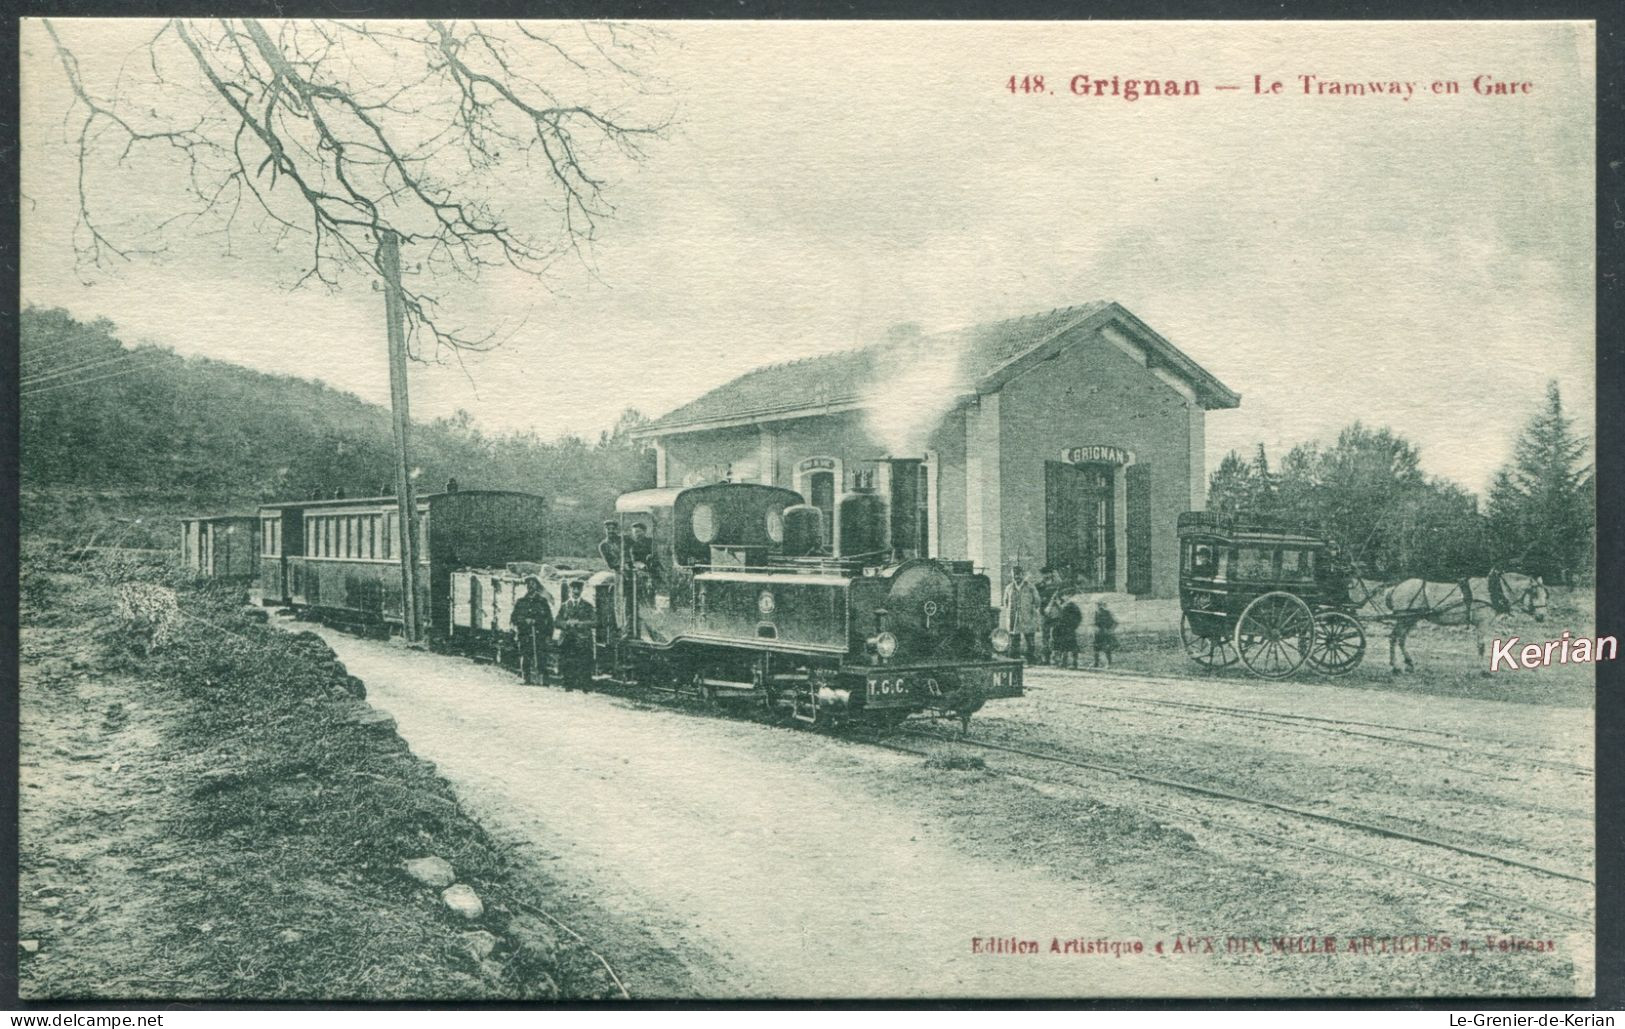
[1308,611,1366,676]
[1181,613,1239,668]
[1233,592,1316,679]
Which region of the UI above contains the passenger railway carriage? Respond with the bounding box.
[180,514,259,579]
[255,490,549,634]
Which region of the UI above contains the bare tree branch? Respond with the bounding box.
[42,17,671,359]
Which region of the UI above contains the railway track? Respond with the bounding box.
[287,618,1593,932]
[1025,690,1591,781]
[855,724,1590,928]
[1022,669,1593,777]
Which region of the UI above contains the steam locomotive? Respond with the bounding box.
[241,478,1023,728]
[593,480,1023,726]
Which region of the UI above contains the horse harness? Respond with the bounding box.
[1391,571,1515,621]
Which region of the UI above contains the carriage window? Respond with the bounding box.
[1188,543,1218,576]
[1280,550,1314,581]
[385,514,396,559]
[1233,546,1274,580]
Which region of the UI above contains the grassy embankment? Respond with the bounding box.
[18,543,627,1001]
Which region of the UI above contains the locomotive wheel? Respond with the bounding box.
[1233,592,1316,679]
[1180,613,1239,669]
[1307,611,1366,677]
[690,672,718,705]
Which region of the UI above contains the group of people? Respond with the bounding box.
[506,518,661,691]
[598,519,656,577]
[1000,564,1119,669]
[509,576,596,689]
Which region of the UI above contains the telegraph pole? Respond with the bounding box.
[380,230,423,643]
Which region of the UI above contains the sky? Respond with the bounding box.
[19,20,1595,495]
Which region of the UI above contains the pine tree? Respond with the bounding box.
[1487,381,1593,584]
[1206,451,1253,516]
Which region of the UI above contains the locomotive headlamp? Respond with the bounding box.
[757,590,776,616]
[874,631,898,660]
[991,628,1012,654]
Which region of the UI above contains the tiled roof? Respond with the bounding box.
[639,301,1236,435]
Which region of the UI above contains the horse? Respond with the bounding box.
[1346,570,1548,673]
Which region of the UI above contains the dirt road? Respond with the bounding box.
[314,628,1265,998]
[308,625,1592,998]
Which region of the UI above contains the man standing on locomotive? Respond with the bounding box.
[556,579,596,691]
[1001,565,1043,663]
[511,576,554,686]
[626,522,655,577]
[598,519,624,570]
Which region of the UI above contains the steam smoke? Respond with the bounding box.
[861,330,971,457]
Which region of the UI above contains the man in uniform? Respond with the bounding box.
[598,520,624,569]
[556,579,596,691]
[510,576,554,685]
[1001,565,1043,663]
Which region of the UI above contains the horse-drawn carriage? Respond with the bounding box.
[1176,511,1367,678]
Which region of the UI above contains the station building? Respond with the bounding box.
[633,302,1239,599]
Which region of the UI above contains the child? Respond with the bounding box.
[1093,598,1119,669]
[1051,593,1082,669]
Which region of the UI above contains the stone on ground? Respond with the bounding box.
[461,929,499,961]
[403,855,455,888]
[441,883,484,921]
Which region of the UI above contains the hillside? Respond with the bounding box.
[19,306,655,553]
